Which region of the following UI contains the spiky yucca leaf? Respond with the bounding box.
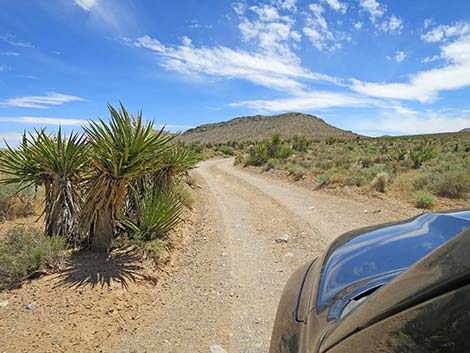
[0,128,89,242]
[151,144,198,190]
[123,187,183,242]
[82,103,174,252]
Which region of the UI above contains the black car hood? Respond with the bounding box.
[317,211,470,311]
[320,223,470,353]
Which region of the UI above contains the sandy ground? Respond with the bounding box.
[0,158,420,353]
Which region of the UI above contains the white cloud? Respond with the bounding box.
[424,18,434,29]
[230,91,375,111]
[73,0,136,32]
[1,52,20,56]
[74,0,97,11]
[250,4,281,22]
[354,22,363,30]
[387,50,406,62]
[0,116,88,125]
[380,15,403,33]
[272,0,298,11]
[156,124,195,132]
[303,3,343,51]
[421,21,470,43]
[351,34,470,102]
[0,34,34,48]
[322,0,347,14]
[0,92,86,109]
[351,111,470,135]
[134,32,338,93]
[422,55,440,63]
[359,0,385,22]
[0,132,23,147]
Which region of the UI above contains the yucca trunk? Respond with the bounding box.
[91,207,114,252]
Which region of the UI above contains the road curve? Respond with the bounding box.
[110,158,417,353]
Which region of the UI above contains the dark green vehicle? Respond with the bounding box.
[270,210,470,353]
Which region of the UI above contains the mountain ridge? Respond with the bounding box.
[177,112,360,143]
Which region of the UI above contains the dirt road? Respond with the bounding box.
[110,159,418,353]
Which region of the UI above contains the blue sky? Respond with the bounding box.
[1,0,470,145]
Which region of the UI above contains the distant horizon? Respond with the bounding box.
[1,0,470,145]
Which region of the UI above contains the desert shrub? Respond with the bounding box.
[409,146,434,168]
[432,171,470,199]
[233,155,243,166]
[137,239,168,266]
[245,143,269,166]
[325,137,336,145]
[315,159,334,170]
[346,173,367,187]
[184,175,197,187]
[175,185,195,208]
[371,172,389,192]
[0,181,36,221]
[264,158,282,171]
[0,227,66,290]
[316,170,337,184]
[360,158,373,168]
[217,145,234,156]
[413,191,435,209]
[388,147,407,162]
[276,145,294,159]
[287,163,308,181]
[410,173,430,191]
[292,136,308,152]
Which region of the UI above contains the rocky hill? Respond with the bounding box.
[177,112,359,143]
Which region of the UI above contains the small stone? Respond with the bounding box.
[210,344,228,353]
[274,234,289,243]
[284,252,294,257]
[309,206,315,210]
[364,210,368,214]
[26,303,37,311]
[0,300,8,308]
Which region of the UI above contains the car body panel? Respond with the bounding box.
[270,210,470,353]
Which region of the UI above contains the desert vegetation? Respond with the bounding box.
[195,132,470,209]
[0,103,196,289]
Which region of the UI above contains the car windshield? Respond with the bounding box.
[317,211,470,308]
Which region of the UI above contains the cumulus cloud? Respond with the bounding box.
[351,34,470,102]
[322,0,347,14]
[421,21,470,42]
[359,0,385,22]
[380,15,403,34]
[351,110,470,135]
[303,3,344,51]
[272,0,298,11]
[0,92,86,109]
[387,50,406,62]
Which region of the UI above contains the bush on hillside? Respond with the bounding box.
[0,227,66,290]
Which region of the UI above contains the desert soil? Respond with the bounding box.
[0,158,420,353]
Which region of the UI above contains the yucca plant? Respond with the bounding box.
[123,186,183,242]
[150,144,197,190]
[82,103,173,253]
[0,129,89,243]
